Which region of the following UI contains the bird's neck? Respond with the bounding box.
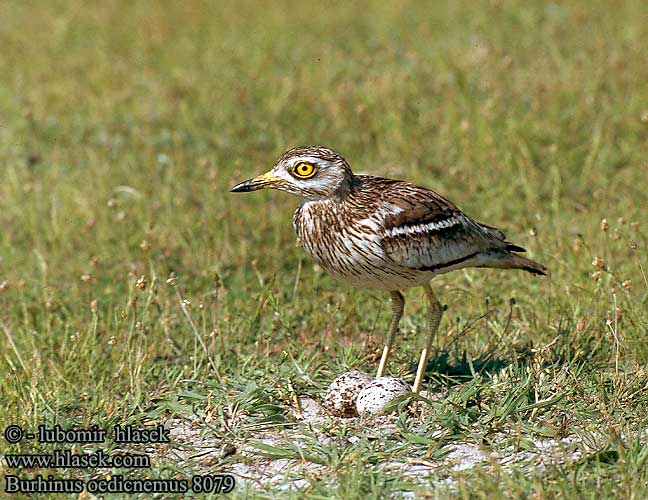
[303,173,359,203]
[334,172,361,198]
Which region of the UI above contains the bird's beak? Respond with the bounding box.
[230,171,282,192]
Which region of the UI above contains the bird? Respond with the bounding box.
[231,146,547,393]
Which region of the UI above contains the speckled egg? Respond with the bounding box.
[356,377,411,415]
[322,370,373,417]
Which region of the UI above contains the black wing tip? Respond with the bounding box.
[519,256,549,276]
[525,265,549,276]
[506,243,527,253]
[506,246,549,275]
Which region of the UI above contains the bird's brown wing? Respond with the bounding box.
[375,180,516,272]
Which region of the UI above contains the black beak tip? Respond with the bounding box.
[230,181,252,193]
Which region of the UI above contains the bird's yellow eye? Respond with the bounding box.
[292,162,316,179]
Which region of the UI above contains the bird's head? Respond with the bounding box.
[230,146,356,200]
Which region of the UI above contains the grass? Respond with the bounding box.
[1,0,647,498]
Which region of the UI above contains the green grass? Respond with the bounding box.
[1,0,647,498]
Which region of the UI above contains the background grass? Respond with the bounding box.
[1,0,647,498]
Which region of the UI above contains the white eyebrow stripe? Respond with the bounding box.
[385,217,461,238]
[289,156,324,166]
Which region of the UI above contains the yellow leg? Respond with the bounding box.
[376,290,405,378]
[412,283,443,393]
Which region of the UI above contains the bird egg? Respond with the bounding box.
[322,370,373,418]
[356,377,411,415]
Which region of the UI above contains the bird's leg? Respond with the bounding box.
[412,283,443,393]
[376,290,405,378]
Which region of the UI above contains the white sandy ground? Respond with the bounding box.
[159,396,637,495]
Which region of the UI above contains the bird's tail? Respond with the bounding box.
[475,250,549,276]
[505,253,548,275]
